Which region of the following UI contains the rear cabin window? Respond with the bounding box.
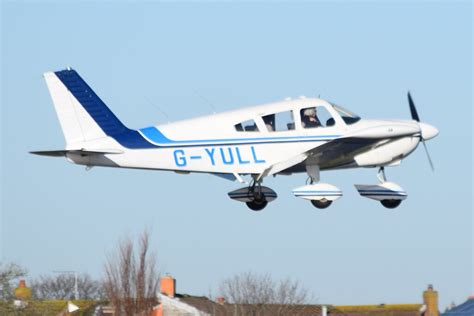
[235,119,259,132]
[262,110,295,132]
[300,106,335,128]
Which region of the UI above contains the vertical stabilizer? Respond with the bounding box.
[43,68,153,149]
[44,70,111,145]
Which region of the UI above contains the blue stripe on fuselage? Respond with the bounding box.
[139,126,340,147]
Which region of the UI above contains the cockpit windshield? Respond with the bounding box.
[331,103,361,125]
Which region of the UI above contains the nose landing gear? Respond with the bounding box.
[355,167,407,209]
[380,199,402,209]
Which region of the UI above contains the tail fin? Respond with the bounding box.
[43,68,153,149]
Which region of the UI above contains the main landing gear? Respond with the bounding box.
[354,167,407,209]
[310,199,332,209]
[228,177,277,211]
[228,166,407,211]
[245,181,268,211]
[292,164,342,209]
[246,197,268,211]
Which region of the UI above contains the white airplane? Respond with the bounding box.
[32,68,439,211]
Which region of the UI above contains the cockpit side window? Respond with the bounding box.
[300,106,335,128]
[331,103,361,125]
[235,119,259,132]
[262,110,295,132]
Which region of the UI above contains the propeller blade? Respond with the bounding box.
[408,91,420,122]
[408,92,435,171]
[421,139,435,171]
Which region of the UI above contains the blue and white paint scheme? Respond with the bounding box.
[354,182,408,209]
[32,68,439,211]
[292,183,343,209]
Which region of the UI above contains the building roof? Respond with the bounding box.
[442,297,474,316]
[165,293,429,316]
[172,293,348,316]
[0,300,101,315]
[335,304,422,316]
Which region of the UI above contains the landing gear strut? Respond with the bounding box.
[244,179,267,211]
[377,166,387,182]
[378,167,402,209]
[228,179,277,211]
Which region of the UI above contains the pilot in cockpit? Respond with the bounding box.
[301,107,322,128]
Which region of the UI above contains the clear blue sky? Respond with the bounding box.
[1,0,472,309]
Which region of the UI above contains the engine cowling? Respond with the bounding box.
[354,137,419,167]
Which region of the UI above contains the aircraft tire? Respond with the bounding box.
[246,198,268,211]
[380,199,402,209]
[310,199,332,209]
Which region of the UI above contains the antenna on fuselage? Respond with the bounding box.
[194,90,217,114]
[144,97,170,122]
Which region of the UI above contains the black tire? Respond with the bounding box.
[246,198,268,211]
[381,199,402,209]
[310,199,332,209]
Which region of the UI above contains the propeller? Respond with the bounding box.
[421,140,435,171]
[408,91,420,122]
[408,91,435,171]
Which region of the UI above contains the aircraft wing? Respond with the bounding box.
[302,136,383,169]
[258,136,388,179]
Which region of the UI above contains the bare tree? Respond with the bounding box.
[218,271,311,316]
[0,262,27,300]
[31,273,104,300]
[104,230,159,316]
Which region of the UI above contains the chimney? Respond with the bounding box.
[160,275,176,298]
[216,296,226,305]
[14,279,32,300]
[423,284,439,316]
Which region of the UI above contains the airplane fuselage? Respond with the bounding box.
[34,68,439,210]
[65,115,424,175]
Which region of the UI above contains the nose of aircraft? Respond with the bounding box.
[419,122,439,140]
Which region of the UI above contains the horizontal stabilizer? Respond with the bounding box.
[30,149,124,157]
